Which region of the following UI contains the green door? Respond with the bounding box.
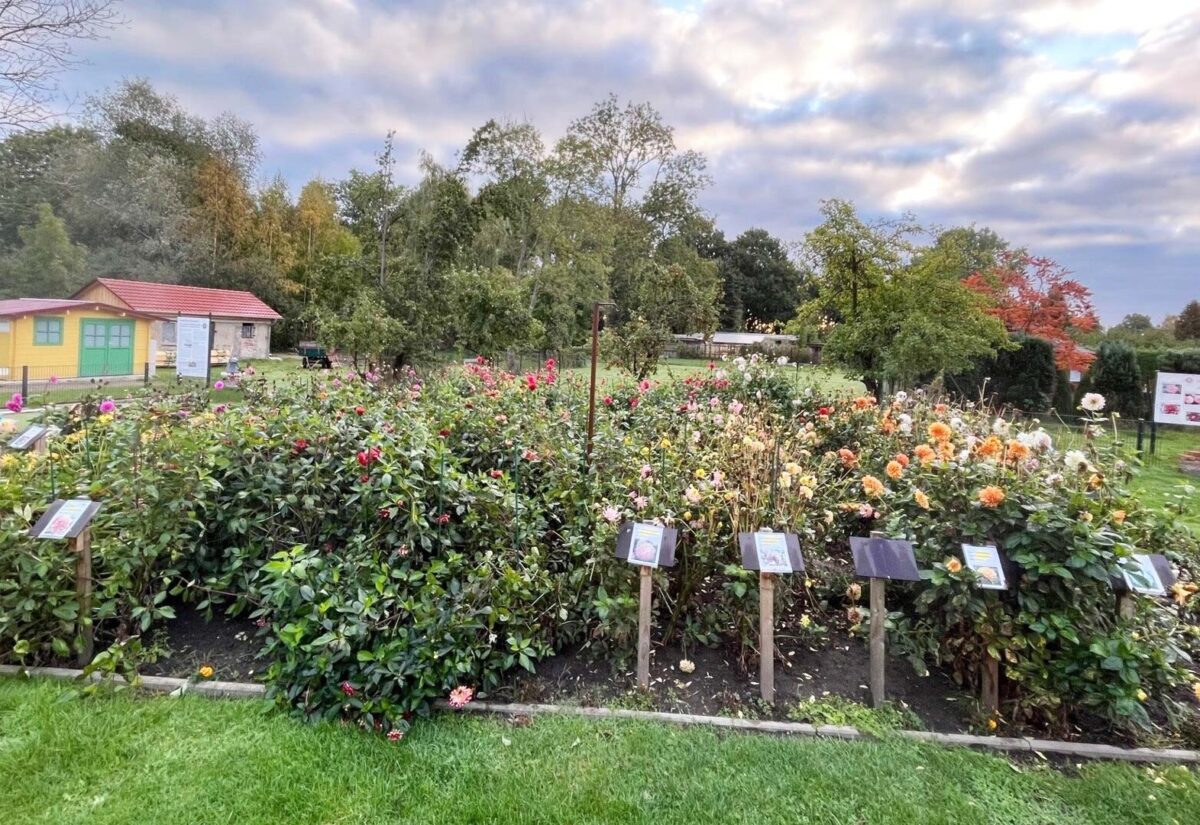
[79,319,134,377]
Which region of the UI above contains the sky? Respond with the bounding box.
[56,0,1200,325]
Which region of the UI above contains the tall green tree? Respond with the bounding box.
[0,202,86,297]
[719,228,803,329]
[1176,300,1200,341]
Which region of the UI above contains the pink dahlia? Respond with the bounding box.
[448,685,474,709]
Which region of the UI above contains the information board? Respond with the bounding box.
[961,543,1008,590]
[1120,554,1171,596]
[176,316,212,379]
[1153,371,1200,426]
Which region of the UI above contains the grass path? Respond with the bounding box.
[1,678,1196,824]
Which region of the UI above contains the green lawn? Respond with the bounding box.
[1,678,1196,824]
[565,357,867,395]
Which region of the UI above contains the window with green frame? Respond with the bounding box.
[33,316,63,346]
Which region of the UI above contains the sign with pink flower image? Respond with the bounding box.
[627,523,664,568]
[31,498,101,541]
[1153,371,1200,426]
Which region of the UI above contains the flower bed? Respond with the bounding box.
[1,357,1198,743]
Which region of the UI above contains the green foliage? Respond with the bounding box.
[952,334,1057,411]
[786,696,921,735]
[1090,341,1143,417]
[1175,300,1200,341]
[2,355,1198,744]
[719,228,804,328]
[315,291,405,369]
[0,202,87,298]
[1159,349,1200,374]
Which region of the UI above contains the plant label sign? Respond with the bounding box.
[850,536,920,581]
[962,544,1008,590]
[1119,554,1173,597]
[1152,371,1200,426]
[738,531,805,574]
[7,424,47,451]
[176,315,212,379]
[615,522,677,568]
[31,498,101,541]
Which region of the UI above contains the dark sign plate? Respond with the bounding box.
[615,521,678,568]
[1111,553,1175,595]
[738,531,805,573]
[30,498,102,540]
[850,536,920,581]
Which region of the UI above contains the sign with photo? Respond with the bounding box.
[31,498,101,541]
[627,523,664,568]
[961,543,1008,590]
[738,531,805,573]
[1120,554,1169,596]
[1153,371,1200,427]
[176,316,212,379]
[850,536,921,581]
[7,424,47,451]
[614,522,678,569]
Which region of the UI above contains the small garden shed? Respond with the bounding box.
[0,299,159,380]
[72,278,282,362]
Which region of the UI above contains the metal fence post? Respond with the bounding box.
[144,361,151,387]
[21,365,29,400]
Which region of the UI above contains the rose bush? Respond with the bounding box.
[1,354,1197,741]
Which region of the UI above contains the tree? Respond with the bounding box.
[1090,341,1142,417]
[191,155,253,278]
[962,250,1099,371]
[316,290,404,371]
[1176,300,1200,341]
[449,267,535,356]
[800,198,919,322]
[0,0,121,131]
[337,132,405,287]
[719,228,803,329]
[951,335,1059,412]
[0,201,85,297]
[0,125,95,245]
[1115,313,1153,333]
[921,226,1008,281]
[821,248,1010,390]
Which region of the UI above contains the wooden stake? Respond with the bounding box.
[981,655,1000,716]
[868,529,886,708]
[1118,594,1136,619]
[33,434,48,456]
[759,572,775,704]
[869,577,886,708]
[72,527,93,666]
[637,566,652,689]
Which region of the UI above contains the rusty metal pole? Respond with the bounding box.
[585,302,613,468]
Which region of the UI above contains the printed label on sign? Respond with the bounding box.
[754,532,793,574]
[1153,372,1200,427]
[962,544,1007,590]
[627,523,664,568]
[1122,554,1166,596]
[36,499,92,540]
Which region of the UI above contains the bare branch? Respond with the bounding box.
[0,0,123,131]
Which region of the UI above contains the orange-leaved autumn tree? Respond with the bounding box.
[963,251,1098,371]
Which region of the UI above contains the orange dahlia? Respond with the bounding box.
[862,475,885,497]
[886,460,904,480]
[978,486,1006,508]
[928,421,953,442]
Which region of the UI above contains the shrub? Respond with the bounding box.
[1159,349,1200,374]
[951,334,1057,412]
[1091,341,1143,417]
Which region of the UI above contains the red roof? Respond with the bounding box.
[0,298,164,321]
[75,278,282,321]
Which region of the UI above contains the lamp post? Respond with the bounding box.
[585,301,616,467]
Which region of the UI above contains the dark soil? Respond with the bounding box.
[497,636,971,733]
[141,604,266,682]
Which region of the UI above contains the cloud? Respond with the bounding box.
[62,0,1200,322]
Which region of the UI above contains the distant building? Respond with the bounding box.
[73,278,282,361]
[673,331,820,360]
[0,298,161,379]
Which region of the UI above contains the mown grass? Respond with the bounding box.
[565,357,867,396]
[1,677,1197,824]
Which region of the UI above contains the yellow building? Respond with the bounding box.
[0,298,160,381]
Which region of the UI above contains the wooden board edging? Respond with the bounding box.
[2,666,1195,764]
